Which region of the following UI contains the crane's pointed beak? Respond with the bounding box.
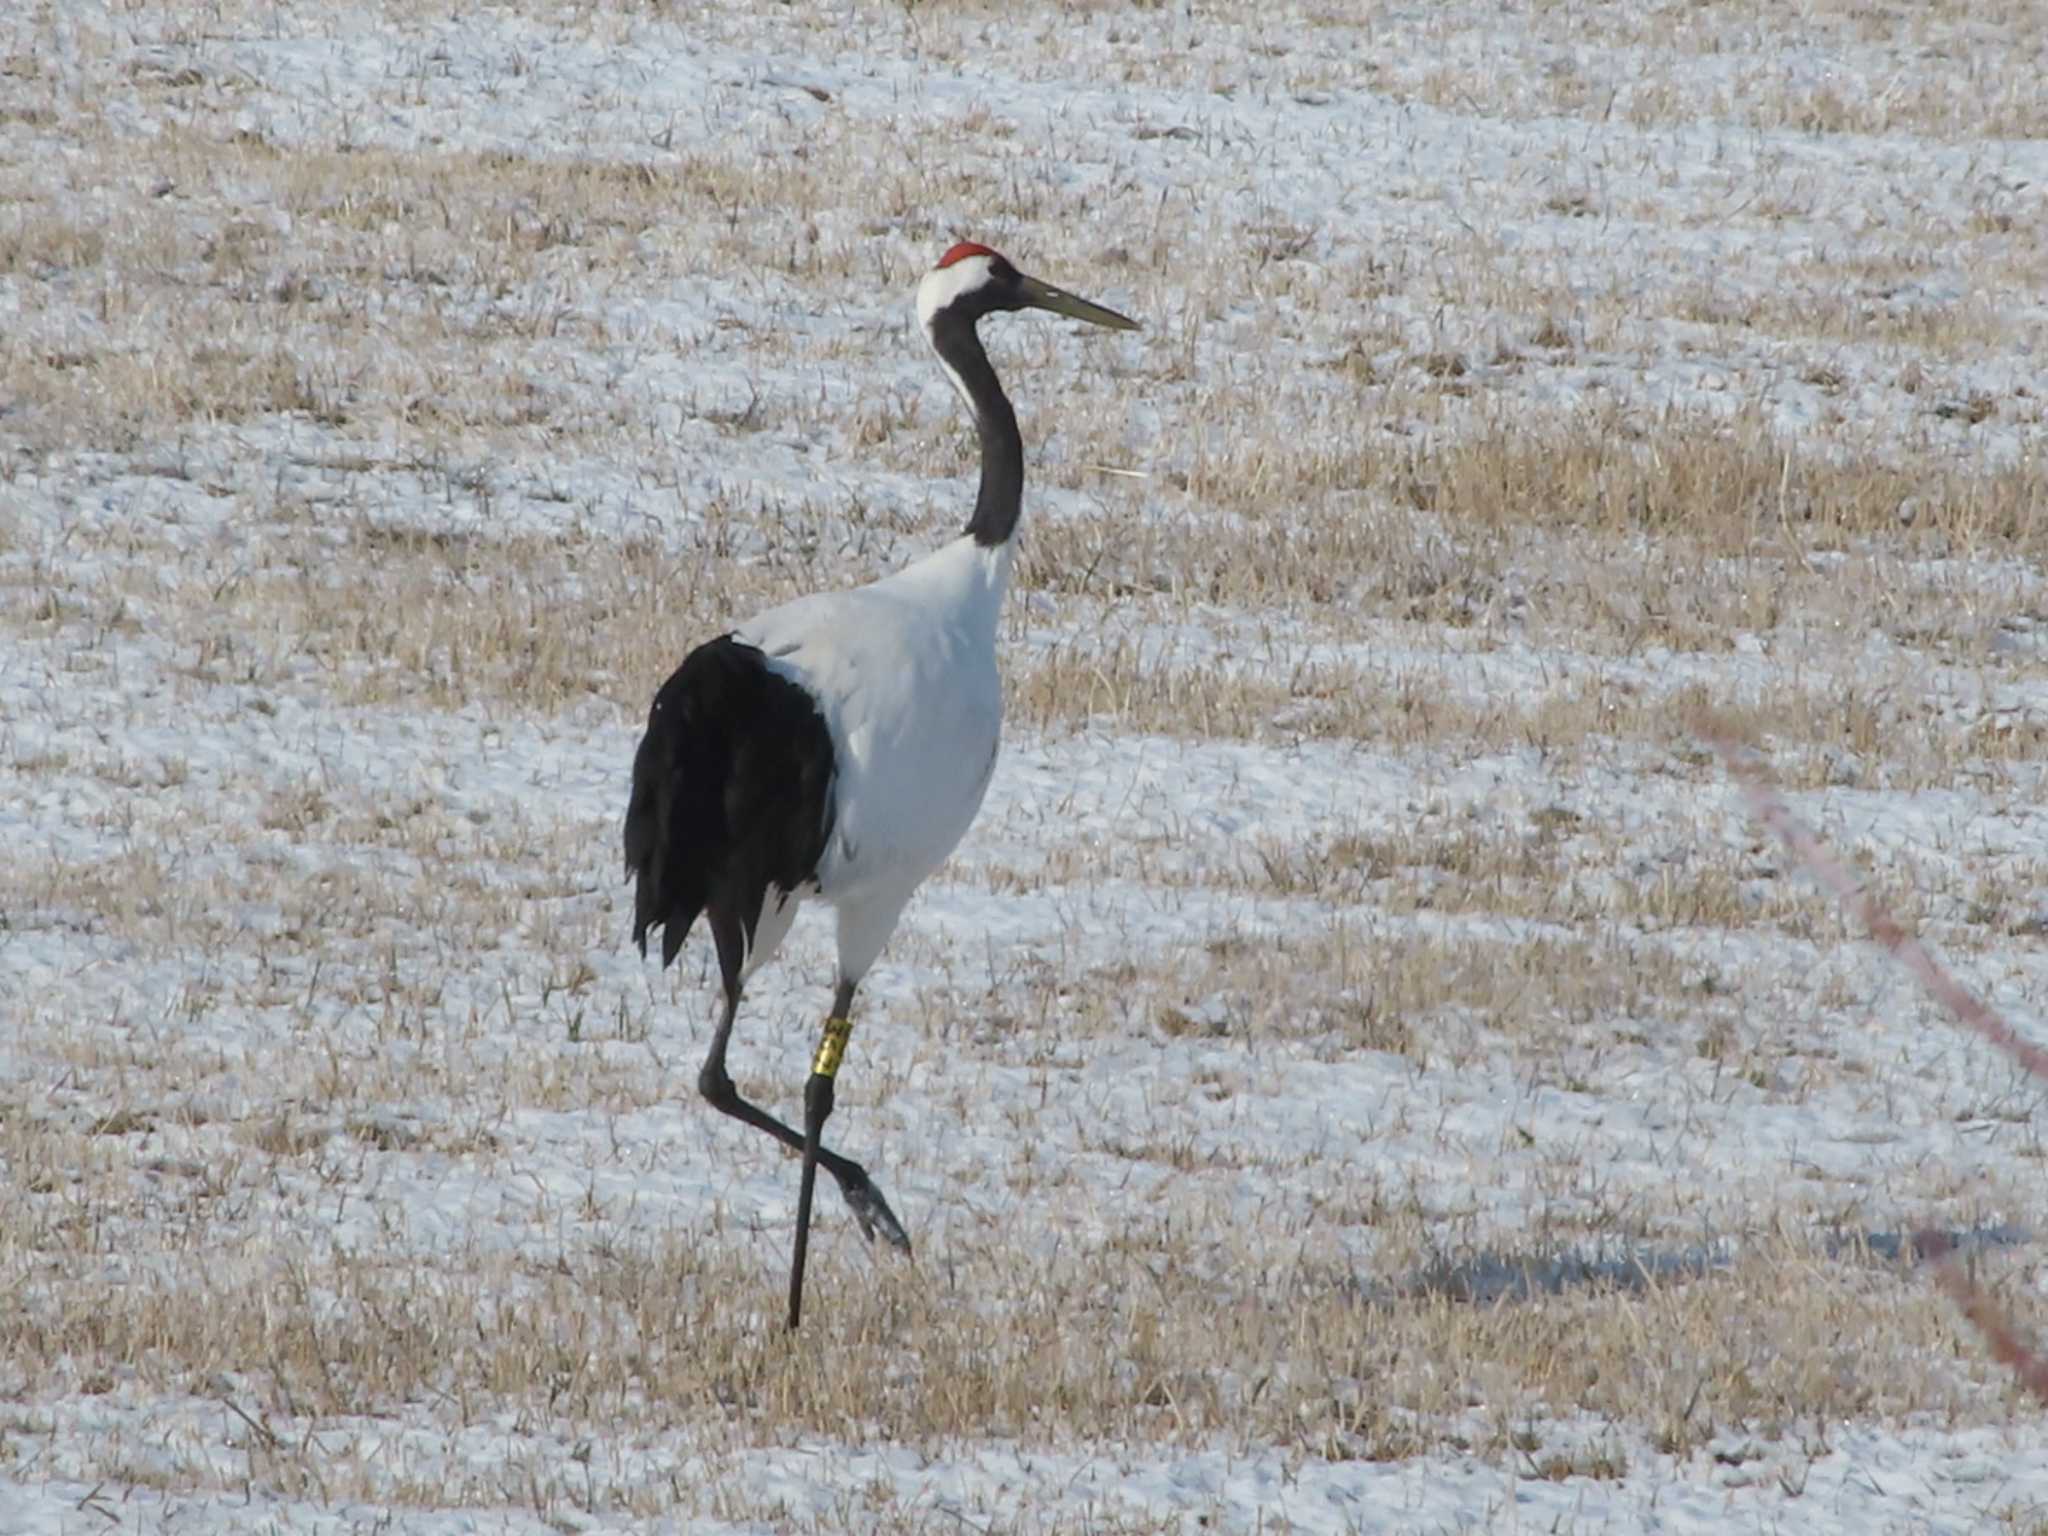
[1016,273,1140,331]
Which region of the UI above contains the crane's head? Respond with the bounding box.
[916,242,1139,337]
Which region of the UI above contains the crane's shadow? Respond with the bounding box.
[1390,1223,2032,1306]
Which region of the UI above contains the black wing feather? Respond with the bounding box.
[623,634,837,972]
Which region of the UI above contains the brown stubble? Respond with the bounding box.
[6,0,2048,1524]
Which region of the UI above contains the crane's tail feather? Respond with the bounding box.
[623,635,836,976]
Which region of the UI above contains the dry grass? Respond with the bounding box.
[10,407,2040,795]
[1362,0,2048,140]
[7,0,2048,1526]
[0,1141,2016,1516]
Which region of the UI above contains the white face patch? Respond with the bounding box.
[916,253,995,331]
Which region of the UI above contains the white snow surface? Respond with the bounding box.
[5,0,2048,1531]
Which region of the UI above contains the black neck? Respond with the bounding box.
[930,309,1024,548]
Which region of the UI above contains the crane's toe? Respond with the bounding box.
[837,1165,912,1253]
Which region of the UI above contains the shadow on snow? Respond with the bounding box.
[1389,1224,2032,1307]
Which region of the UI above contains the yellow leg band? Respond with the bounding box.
[812,1015,853,1078]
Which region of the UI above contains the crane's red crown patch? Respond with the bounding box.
[936,241,1001,269]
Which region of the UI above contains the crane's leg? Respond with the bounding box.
[787,981,851,1330]
[790,978,888,1331]
[694,919,908,1297]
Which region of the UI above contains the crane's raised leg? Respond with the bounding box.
[695,919,908,1328]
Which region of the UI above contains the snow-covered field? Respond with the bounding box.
[6,1,2048,1530]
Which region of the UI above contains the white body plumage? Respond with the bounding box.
[735,534,1012,983]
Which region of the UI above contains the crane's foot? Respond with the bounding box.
[836,1163,912,1253]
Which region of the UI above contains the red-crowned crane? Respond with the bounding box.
[623,243,1138,1329]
